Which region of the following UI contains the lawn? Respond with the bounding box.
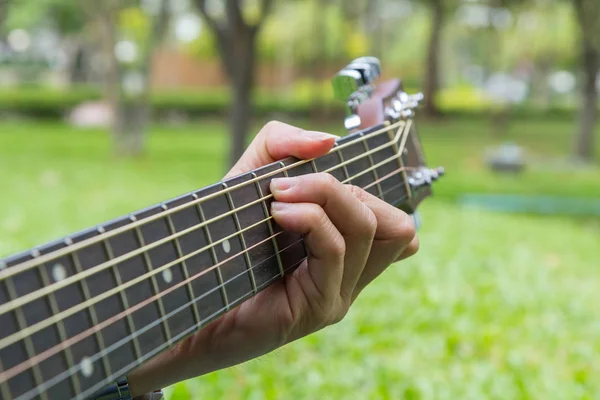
[0,118,599,399]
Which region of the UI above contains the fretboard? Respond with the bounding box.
[0,122,413,400]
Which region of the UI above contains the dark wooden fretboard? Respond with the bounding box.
[0,123,416,400]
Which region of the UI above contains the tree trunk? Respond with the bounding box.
[574,43,599,162]
[218,27,258,167]
[423,0,444,118]
[230,76,253,167]
[0,0,9,32]
[310,0,327,120]
[97,12,129,155]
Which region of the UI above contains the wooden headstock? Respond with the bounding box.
[332,57,444,215]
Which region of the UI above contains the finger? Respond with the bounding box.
[344,185,417,300]
[396,236,420,262]
[225,121,338,178]
[271,202,345,319]
[271,174,376,302]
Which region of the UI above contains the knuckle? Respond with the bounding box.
[329,230,346,258]
[347,184,367,200]
[329,300,350,325]
[347,185,377,236]
[316,172,339,188]
[404,237,421,258]
[262,120,284,134]
[391,212,417,247]
[256,121,283,144]
[363,206,378,237]
[307,204,327,226]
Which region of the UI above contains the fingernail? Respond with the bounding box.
[271,177,297,192]
[271,201,289,213]
[303,131,340,142]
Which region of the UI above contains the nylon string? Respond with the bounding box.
[4,167,414,398]
[0,120,404,281]
[0,120,411,319]
[0,120,416,395]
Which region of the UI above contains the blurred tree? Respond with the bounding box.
[84,0,171,156]
[4,0,89,82]
[572,0,599,162]
[193,0,274,167]
[418,0,456,117]
[0,0,9,32]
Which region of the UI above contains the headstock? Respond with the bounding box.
[332,57,444,215]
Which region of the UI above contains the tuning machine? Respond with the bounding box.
[388,92,425,120]
[408,166,446,190]
[332,57,381,131]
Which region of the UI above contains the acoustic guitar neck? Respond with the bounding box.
[0,57,443,400]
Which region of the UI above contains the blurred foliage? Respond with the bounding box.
[4,0,84,34]
[0,84,591,121]
[119,6,152,44]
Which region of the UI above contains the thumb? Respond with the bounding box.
[225,121,339,178]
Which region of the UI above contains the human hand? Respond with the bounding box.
[128,121,419,396]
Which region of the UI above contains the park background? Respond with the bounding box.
[0,0,599,398]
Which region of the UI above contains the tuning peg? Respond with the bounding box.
[346,58,381,86]
[332,69,363,103]
[351,56,381,79]
[408,167,445,190]
[410,92,425,103]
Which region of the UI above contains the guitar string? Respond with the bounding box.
[77,182,411,400]
[0,137,415,354]
[13,176,413,400]
[0,119,405,281]
[17,248,309,400]
[0,120,413,320]
[0,148,414,390]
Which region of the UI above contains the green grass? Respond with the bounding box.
[0,118,599,399]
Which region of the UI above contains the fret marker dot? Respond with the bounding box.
[162,269,173,284]
[222,239,231,254]
[52,264,67,282]
[80,357,93,378]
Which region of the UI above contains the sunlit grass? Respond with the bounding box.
[0,118,599,398]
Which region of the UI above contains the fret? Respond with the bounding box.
[37,260,81,396]
[3,274,48,400]
[358,132,385,199]
[170,193,225,324]
[255,161,308,279]
[0,264,38,399]
[68,243,112,380]
[311,151,346,181]
[197,183,255,302]
[336,135,377,195]
[221,172,280,289]
[62,229,116,394]
[98,227,143,363]
[310,159,319,173]
[136,206,199,342]
[253,171,284,277]
[0,357,12,400]
[0,248,76,399]
[333,142,351,182]
[106,218,166,362]
[131,218,173,345]
[222,182,258,295]
[393,124,412,199]
[161,206,201,327]
[366,126,408,205]
[195,201,230,312]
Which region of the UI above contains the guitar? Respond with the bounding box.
[0,57,443,400]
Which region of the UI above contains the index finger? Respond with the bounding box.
[225,121,338,178]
